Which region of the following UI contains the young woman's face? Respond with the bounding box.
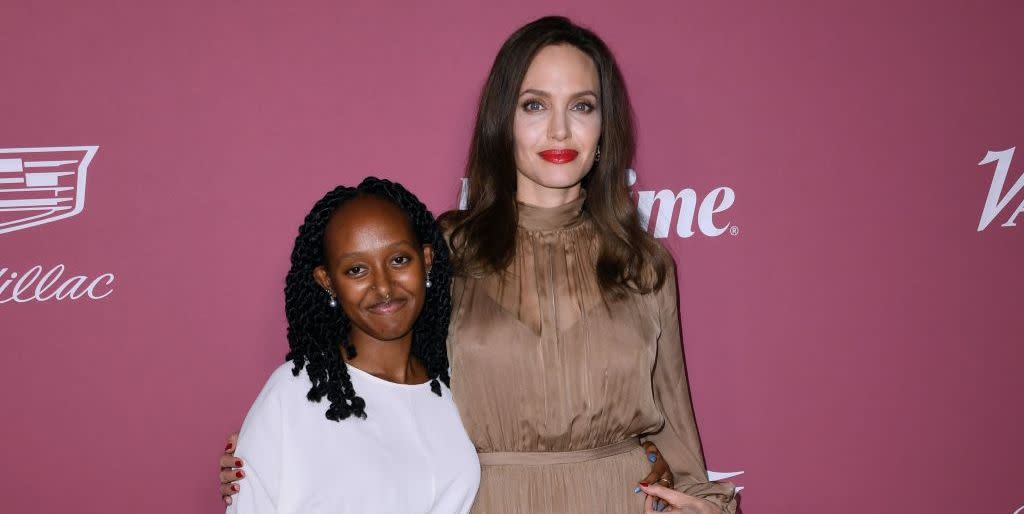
[513,44,602,205]
[313,196,432,344]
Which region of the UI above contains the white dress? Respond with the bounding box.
[227,363,480,514]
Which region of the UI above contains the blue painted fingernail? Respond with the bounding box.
[648,453,657,463]
[633,486,641,494]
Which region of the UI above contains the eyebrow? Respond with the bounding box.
[518,88,599,99]
[334,240,416,262]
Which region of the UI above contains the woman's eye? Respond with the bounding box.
[392,255,412,266]
[572,101,595,113]
[522,99,544,112]
[345,266,365,277]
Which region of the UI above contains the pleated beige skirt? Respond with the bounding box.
[471,440,651,514]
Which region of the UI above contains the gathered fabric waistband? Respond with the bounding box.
[477,438,641,466]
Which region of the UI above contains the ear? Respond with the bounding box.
[312,265,332,293]
[421,244,433,271]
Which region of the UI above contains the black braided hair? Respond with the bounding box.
[283,177,452,421]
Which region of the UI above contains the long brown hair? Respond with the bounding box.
[442,16,669,298]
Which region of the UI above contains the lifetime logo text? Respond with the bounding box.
[627,169,736,238]
[458,171,738,239]
[977,147,1024,231]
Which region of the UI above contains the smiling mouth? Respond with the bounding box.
[538,149,579,164]
[367,298,407,315]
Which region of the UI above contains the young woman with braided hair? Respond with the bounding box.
[226,177,479,513]
[222,16,737,514]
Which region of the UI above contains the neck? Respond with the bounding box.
[515,180,583,208]
[343,331,424,384]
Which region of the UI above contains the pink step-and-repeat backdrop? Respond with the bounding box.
[1,1,1021,513]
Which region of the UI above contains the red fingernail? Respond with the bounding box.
[225,443,233,451]
[234,460,242,467]
[232,484,239,491]
[235,471,243,478]
[640,482,649,487]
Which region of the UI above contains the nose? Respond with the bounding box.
[372,267,393,299]
[547,107,570,141]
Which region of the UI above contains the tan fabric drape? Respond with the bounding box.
[447,195,736,513]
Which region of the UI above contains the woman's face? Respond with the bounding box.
[313,196,432,345]
[513,44,602,206]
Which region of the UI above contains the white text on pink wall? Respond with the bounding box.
[0,264,114,303]
[978,147,1024,231]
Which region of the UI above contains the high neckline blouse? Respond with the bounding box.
[516,191,587,232]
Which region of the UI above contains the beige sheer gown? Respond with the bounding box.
[448,197,737,514]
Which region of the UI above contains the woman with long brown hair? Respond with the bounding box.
[221,16,736,513]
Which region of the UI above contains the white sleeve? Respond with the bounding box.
[226,370,287,514]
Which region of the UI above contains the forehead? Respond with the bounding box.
[324,196,416,252]
[521,44,599,92]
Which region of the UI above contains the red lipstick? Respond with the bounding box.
[538,149,579,164]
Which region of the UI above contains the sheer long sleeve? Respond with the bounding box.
[642,269,738,513]
[226,371,285,514]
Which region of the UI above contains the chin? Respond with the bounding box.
[369,329,414,342]
[362,319,416,342]
[525,170,589,191]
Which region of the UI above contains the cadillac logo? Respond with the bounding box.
[0,146,98,235]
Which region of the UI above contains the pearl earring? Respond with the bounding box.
[426,268,432,289]
[325,289,337,308]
